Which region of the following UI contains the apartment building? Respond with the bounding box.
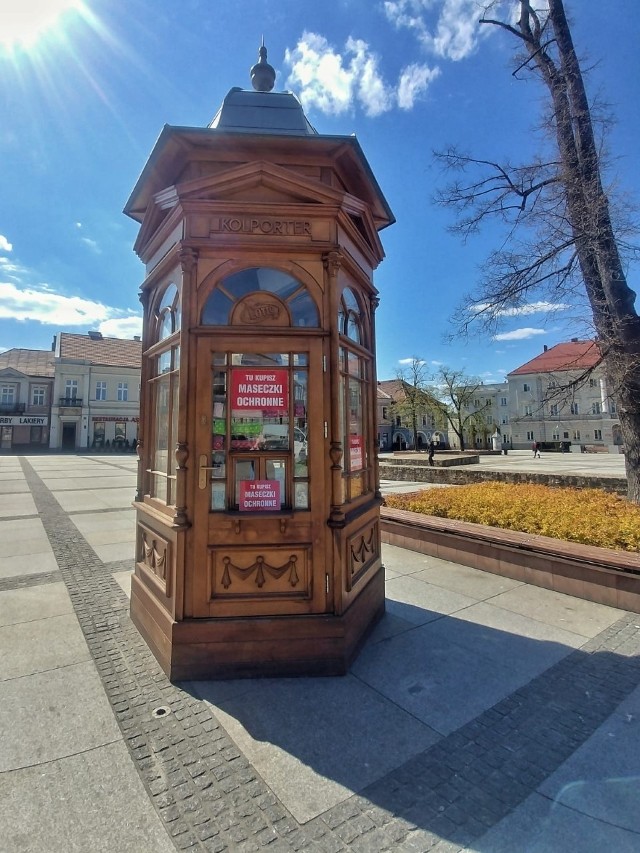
[376,379,449,450]
[507,340,621,451]
[0,349,55,451]
[49,332,142,450]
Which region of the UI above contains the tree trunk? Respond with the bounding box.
[522,0,640,501]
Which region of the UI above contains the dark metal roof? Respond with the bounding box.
[209,88,317,136]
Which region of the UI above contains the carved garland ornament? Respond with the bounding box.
[221,555,299,590]
[139,529,168,584]
[349,524,379,583]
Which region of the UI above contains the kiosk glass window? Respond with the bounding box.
[338,288,371,501]
[201,267,319,328]
[207,352,309,512]
[148,281,181,506]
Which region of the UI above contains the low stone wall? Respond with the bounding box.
[389,453,479,468]
[379,461,627,495]
[381,506,640,613]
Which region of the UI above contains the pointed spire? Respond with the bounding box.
[250,40,276,92]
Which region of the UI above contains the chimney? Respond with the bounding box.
[51,335,56,351]
[543,345,548,352]
[87,330,103,340]
[571,337,578,342]
[133,335,141,342]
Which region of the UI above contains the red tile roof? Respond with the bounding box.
[0,348,55,377]
[58,334,142,368]
[508,341,601,376]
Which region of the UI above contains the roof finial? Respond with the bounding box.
[250,39,276,92]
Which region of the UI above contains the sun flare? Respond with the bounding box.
[0,0,84,51]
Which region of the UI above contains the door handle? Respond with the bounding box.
[198,454,218,490]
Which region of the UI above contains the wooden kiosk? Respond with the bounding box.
[124,46,394,679]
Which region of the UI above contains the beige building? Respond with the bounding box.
[50,332,142,450]
[0,349,55,451]
[507,340,621,451]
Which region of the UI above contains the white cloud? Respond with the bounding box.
[99,316,142,339]
[0,281,139,331]
[0,235,12,253]
[284,32,438,116]
[493,328,547,341]
[473,300,569,317]
[81,236,101,253]
[384,0,507,61]
[397,63,441,109]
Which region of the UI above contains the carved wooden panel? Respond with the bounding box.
[347,520,380,591]
[210,546,311,601]
[137,523,172,597]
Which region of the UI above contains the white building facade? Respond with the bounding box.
[49,332,142,450]
[507,340,621,451]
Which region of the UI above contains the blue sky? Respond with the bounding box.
[1,0,638,383]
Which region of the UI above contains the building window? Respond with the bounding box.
[474,398,481,408]
[31,386,46,406]
[395,416,401,427]
[500,397,507,406]
[550,404,558,416]
[523,383,531,392]
[382,406,388,420]
[117,382,128,402]
[422,415,427,426]
[1,384,16,404]
[501,416,508,425]
[609,401,617,414]
[552,430,559,440]
[573,429,581,440]
[64,379,79,401]
[526,430,534,441]
[570,402,579,415]
[589,378,597,388]
[486,399,492,407]
[93,421,105,447]
[96,381,107,401]
[524,405,532,416]
[594,429,602,441]
[592,402,601,415]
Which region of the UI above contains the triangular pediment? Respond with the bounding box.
[172,160,346,208]
[0,367,29,380]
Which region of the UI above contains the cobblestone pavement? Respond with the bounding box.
[3,456,640,852]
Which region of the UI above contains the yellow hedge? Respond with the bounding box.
[384,482,640,552]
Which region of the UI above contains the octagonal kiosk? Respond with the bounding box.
[124,47,394,679]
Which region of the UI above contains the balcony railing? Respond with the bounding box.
[59,397,83,407]
[0,402,25,414]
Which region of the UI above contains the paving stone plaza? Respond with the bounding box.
[1,453,639,852]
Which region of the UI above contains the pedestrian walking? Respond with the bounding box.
[428,439,436,466]
[532,441,541,458]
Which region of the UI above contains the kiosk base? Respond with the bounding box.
[130,567,385,680]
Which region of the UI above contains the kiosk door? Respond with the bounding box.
[192,337,328,617]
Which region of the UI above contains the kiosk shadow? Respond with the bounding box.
[182,597,640,842]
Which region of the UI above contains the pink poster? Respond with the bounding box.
[349,434,363,471]
[239,480,281,511]
[231,368,289,414]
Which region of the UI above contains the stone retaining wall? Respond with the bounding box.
[381,506,640,613]
[379,462,627,495]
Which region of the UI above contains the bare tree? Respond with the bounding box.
[435,0,640,500]
[429,367,492,451]
[389,358,435,451]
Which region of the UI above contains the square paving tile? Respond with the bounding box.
[0,582,72,627]
[0,741,175,853]
[0,661,120,772]
[0,613,90,680]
